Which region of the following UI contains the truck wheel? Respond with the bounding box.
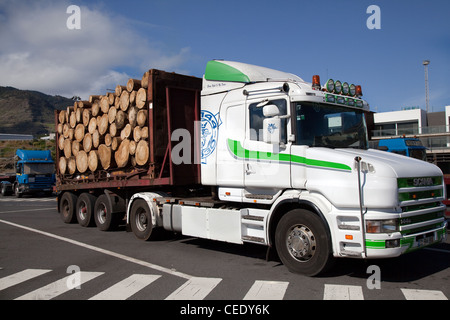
[14,184,22,198]
[94,194,119,231]
[76,193,97,227]
[275,209,334,276]
[60,192,78,224]
[130,199,153,241]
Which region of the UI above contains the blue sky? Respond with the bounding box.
[1,0,449,113]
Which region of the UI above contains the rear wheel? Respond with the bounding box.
[76,193,97,227]
[275,209,334,276]
[130,199,153,241]
[60,192,78,223]
[94,194,119,231]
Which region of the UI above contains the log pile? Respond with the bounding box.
[57,72,151,175]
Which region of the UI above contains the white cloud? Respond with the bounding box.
[0,0,191,99]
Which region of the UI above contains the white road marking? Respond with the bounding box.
[0,269,52,291]
[323,284,364,300]
[243,280,289,300]
[165,277,222,300]
[401,288,447,300]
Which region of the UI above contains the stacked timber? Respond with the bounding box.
[57,74,150,175]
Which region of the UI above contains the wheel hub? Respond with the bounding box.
[287,225,316,261]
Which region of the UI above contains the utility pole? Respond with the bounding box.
[423,60,430,113]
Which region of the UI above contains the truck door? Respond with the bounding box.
[243,97,291,191]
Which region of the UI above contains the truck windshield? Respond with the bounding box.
[24,163,54,175]
[294,102,368,149]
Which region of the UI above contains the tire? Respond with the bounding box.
[14,184,22,198]
[76,193,97,227]
[94,194,119,231]
[130,199,153,241]
[275,209,334,276]
[59,192,78,224]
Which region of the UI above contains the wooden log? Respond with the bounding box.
[129,140,137,155]
[135,140,149,166]
[88,117,97,134]
[75,107,82,124]
[58,135,65,150]
[76,150,88,173]
[115,110,127,129]
[83,133,92,153]
[88,150,99,172]
[69,111,77,128]
[82,108,92,127]
[68,128,74,141]
[120,123,132,140]
[133,126,141,142]
[136,88,146,109]
[74,124,85,142]
[137,110,148,127]
[59,156,67,175]
[107,92,115,105]
[130,155,137,167]
[115,85,126,97]
[92,100,100,117]
[63,139,72,158]
[109,122,118,137]
[89,95,101,103]
[114,95,120,109]
[127,78,141,93]
[108,106,117,124]
[111,137,121,151]
[129,90,137,105]
[141,71,149,89]
[59,110,66,124]
[92,129,101,148]
[71,140,80,157]
[68,157,77,175]
[140,126,149,140]
[128,106,138,127]
[120,90,130,111]
[98,114,109,136]
[100,96,110,114]
[105,133,112,147]
[66,106,74,123]
[78,101,92,109]
[114,139,130,168]
[98,144,112,169]
[57,123,63,135]
[63,124,70,138]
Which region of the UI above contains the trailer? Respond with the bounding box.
[56,61,447,276]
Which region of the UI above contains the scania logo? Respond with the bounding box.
[413,177,434,187]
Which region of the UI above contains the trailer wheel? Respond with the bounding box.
[94,194,119,231]
[76,193,97,227]
[275,209,334,276]
[60,192,78,224]
[130,199,153,241]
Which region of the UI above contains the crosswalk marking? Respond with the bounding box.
[0,269,52,291]
[165,277,222,300]
[89,274,161,300]
[401,288,448,300]
[243,280,289,300]
[15,271,104,300]
[323,284,364,300]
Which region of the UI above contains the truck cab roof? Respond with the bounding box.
[16,149,53,163]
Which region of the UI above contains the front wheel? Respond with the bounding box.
[275,209,334,276]
[130,199,153,241]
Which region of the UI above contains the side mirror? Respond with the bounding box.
[263,104,280,117]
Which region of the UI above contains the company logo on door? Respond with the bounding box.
[201,110,221,164]
[413,177,434,187]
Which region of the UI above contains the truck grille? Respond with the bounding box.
[397,176,446,236]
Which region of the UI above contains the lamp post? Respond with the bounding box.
[423,60,430,113]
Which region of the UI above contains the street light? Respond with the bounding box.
[423,60,430,113]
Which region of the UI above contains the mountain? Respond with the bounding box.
[0,86,74,136]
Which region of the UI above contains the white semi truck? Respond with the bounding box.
[56,60,447,276]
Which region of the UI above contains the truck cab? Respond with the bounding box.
[14,149,55,197]
[370,137,427,161]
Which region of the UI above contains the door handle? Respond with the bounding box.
[246,163,255,175]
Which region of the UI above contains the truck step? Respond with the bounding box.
[242,215,264,222]
[242,236,266,244]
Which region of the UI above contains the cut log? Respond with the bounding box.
[66,106,74,123]
[120,123,132,140]
[136,88,146,109]
[111,137,121,151]
[108,106,117,124]
[58,135,65,150]
[89,95,101,103]
[75,107,82,124]
[59,156,67,175]
[76,150,88,173]
[127,78,141,93]
[92,100,100,117]
[88,117,97,134]
[140,126,149,140]
[109,122,118,137]
[128,106,138,127]
[120,90,130,111]
[105,133,112,147]
[59,110,66,124]
[83,133,92,152]
[98,144,112,169]
[68,157,77,175]
[115,110,127,129]
[114,139,130,168]
[63,124,70,138]
[100,96,110,114]
[88,150,99,172]
[129,140,137,155]
[57,123,63,135]
[135,140,149,166]
[69,111,77,128]
[71,140,80,157]
[129,90,137,105]
[68,128,74,141]
[82,108,92,127]
[74,124,85,142]
[141,71,149,89]
[78,101,92,109]
[107,92,115,105]
[92,129,101,148]
[115,85,127,97]
[137,110,148,127]
[133,126,141,142]
[98,114,109,135]
[63,139,72,158]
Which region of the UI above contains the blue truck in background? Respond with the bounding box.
[369,137,427,161]
[0,149,55,197]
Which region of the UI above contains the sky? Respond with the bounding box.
[0,0,449,113]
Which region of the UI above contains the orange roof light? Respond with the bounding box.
[355,85,363,97]
[312,75,321,90]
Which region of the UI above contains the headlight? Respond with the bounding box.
[335,80,342,94]
[325,79,335,93]
[366,219,398,233]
